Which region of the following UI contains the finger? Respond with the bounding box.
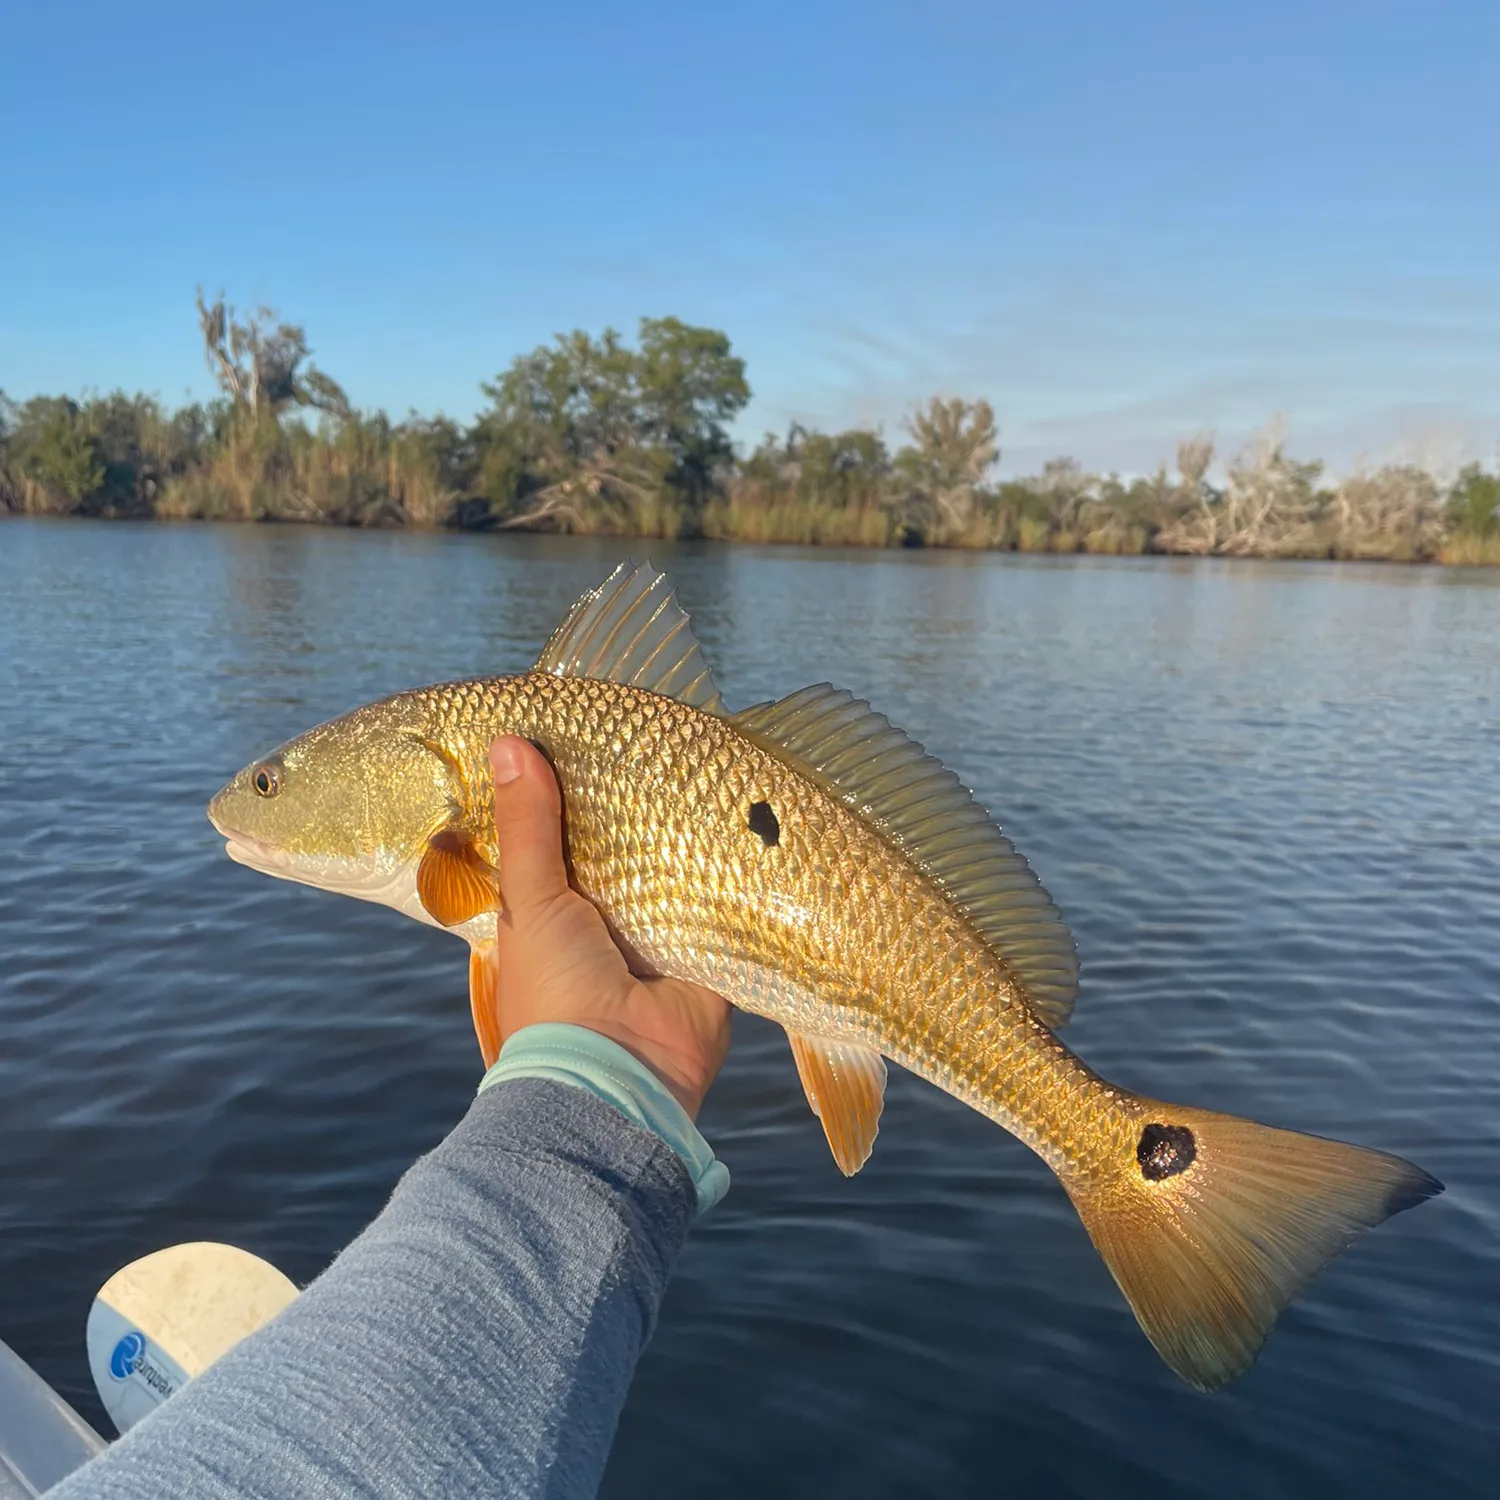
[489,736,569,922]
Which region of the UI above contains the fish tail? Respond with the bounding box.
[1060,1098,1441,1390]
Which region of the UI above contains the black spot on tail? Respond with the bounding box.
[748,801,780,846]
[1137,1123,1196,1181]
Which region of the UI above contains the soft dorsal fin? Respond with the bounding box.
[536,561,724,713]
[732,685,1079,1027]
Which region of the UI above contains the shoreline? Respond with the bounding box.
[5,508,1495,567]
[5,319,1496,567]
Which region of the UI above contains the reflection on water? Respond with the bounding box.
[0,521,1495,1498]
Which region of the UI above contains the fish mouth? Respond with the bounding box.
[222,834,293,877]
[207,805,289,876]
[211,816,418,907]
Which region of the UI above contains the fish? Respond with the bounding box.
[208,561,1441,1391]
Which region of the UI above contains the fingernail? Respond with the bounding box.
[491,737,525,786]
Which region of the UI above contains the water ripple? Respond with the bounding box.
[0,525,1494,1498]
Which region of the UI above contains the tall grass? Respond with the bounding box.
[1437,531,1500,565]
[701,494,895,546]
[4,387,1498,566]
[154,416,455,526]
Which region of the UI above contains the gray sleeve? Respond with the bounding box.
[48,1078,697,1500]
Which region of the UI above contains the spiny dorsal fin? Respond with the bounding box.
[733,684,1079,1027]
[786,1029,888,1175]
[536,561,724,713]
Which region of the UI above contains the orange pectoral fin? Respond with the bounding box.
[417,831,499,928]
[786,1030,888,1176]
[469,941,502,1069]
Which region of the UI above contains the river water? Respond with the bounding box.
[0,520,1494,1497]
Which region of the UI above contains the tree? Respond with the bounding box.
[1219,421,1322,554]
[6,397,105,511]
[473,328,661,529]
[634,317,750,510]
[1175,436,1214,508]
[1327,466,1444,558]
[1157,420,1320,555]
[1448,463,1500,536]
[892,396,999,541]
[1153,434,1220,547]
[472,318,745,532]
[195,289,351,420]
[737,425,892,510]
[1032,456,1094,532]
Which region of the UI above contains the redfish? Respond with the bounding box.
[208,562,1440,1389]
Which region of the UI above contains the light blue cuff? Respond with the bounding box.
[478,1023,730,1216]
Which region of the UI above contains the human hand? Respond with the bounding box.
[488,736,732,1119]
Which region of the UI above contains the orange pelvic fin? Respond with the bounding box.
[786,1030,888,1176]
[469,941,502,1069]
[417,830,499,928]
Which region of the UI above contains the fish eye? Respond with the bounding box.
[251,762,283,798]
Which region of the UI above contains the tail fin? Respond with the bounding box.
[1064,1102,1441,1391]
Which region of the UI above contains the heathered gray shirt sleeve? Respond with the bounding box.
[48,1078,698,1500]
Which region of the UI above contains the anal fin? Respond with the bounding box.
[786,1031,888,1176]
[469,941,502,1069]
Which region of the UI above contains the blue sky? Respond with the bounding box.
[3,1,1497,476]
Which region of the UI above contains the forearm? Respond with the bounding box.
[50,1077,697,1500]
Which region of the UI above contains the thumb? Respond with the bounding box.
[490,736,569,922]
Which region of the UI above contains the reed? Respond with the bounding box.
[1015,515,1053,552]
[701,494,895,547]
[152,415,456,527]
[1437,531,1500,565]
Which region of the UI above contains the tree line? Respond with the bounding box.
[2,292,1497,563]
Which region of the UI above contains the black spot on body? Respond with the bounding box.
[748,800,780,846]
[1137,1122,1196,1181]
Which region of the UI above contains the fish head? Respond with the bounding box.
[207,692,458,906]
